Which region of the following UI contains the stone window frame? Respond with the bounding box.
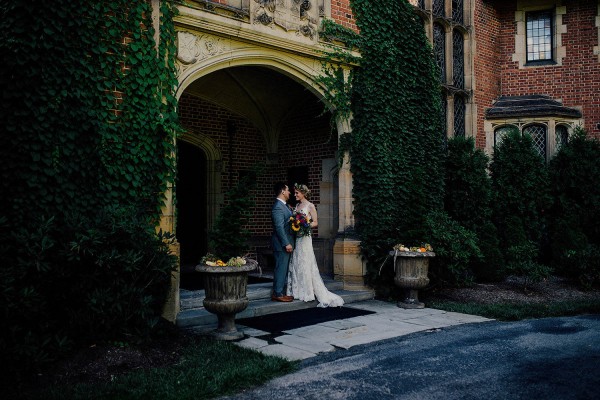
[512,1,567,68]
[414,0,474,139]
[486,117,581,162]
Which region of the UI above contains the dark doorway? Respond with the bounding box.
[176,141,207,290]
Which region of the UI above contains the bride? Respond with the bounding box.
[286,183,344,308]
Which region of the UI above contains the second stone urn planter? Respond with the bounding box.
[390,250,435,309]
[195,259,257,340]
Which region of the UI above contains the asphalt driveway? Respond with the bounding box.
[223,314,600,400]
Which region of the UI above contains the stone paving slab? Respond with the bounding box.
[233,301,494,361]
[237,326,270,337]
[274,334,336,354]
[283,324,340,338]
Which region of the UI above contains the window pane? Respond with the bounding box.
[452,0,463,24]
[494,126,514,147]
[524,124,547,159]
[556,125,569,150]
[526,10,552,62]
[452,30,464,89]
[453,95,465,137]
[418,0,425,9]
[434,23,446,83]
[433,0,445,17]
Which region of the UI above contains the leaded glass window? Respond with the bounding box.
[524,124,547,159]
[526,10,553,62]
[452,0,463,24]
[494,126,514,147]
[453,95,465,137]
[433,0,445,17]
[556,125,569,149]
[418,0,425,9]
[434,23,446,83]
[452,30,464,89]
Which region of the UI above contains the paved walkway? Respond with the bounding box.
[231,300,492,361]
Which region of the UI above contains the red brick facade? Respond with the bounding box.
[331,0,357,31]
[473,0,600,142]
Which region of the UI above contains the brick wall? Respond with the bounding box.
[177,93,335,237]
[474,0,600,143]
[331,0,357,32]
[473,0,502,148]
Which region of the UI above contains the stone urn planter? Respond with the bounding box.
[390,250,435,309]
[195,259,257,340]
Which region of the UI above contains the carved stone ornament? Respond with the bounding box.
[176,31,228,66]
[177,31,201,64]
[252,0,317,36]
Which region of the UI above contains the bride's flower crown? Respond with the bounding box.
[294,183,311,199]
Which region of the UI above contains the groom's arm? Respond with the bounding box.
[272,206,292,251]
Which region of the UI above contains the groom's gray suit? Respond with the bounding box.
[271,199,294,297]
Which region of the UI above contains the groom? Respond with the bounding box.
[271,182,294,302]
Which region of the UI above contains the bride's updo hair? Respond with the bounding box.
[294,183,311,200]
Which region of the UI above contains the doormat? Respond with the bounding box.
[236,306,375,333]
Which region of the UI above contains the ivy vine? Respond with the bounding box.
[0,0,180,227]
[318,1,445,290]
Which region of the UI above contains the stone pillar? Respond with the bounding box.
[159,182,181,323]
[332,117,371,291]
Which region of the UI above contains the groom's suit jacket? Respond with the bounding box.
[271,200,293,252]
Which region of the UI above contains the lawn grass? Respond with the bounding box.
[27,337,297,400]
[428,299,600,321]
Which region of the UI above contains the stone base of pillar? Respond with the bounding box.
[161,241,181,323]
[333,238,372,291]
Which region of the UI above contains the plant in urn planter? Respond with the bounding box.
[390,243,435,309]
[195,167,262,340]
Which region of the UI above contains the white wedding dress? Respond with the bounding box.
[286,202,344,308]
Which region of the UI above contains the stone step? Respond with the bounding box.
[179,275,344,311]
[176,278,374,329]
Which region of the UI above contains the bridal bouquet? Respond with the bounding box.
[290,210,312,237]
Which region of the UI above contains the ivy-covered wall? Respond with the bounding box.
[347,0,445,286]
[1,0,180,226]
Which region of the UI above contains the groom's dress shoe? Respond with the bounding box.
[271,295,293,302]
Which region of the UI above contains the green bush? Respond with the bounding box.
[207,166,263,261]
[548,127,600,287]
[0,207,177,377]
[424,210,482,287]
[504,241,552,290]
[490,128,551,267]
[444,137,504,281]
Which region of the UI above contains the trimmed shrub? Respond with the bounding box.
[548,127,600,288]
[490,128,552,274]
[444,137,503,281]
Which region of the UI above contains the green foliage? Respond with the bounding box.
[20,337,297,400]
[445,137,503,281]
[490,128,551,267]
[424,210,481,287]
[0,0,180,225]
[347,0,445,292]
[548,127,600,288]
[427,299,600,321]
[504,241,552,290]
[0,207,178,378]
[0,0,180,376]
[208,166,264,261]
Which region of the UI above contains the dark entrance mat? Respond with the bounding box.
[237,306,375,333]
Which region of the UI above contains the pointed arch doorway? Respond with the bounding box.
[176,140,207,290]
